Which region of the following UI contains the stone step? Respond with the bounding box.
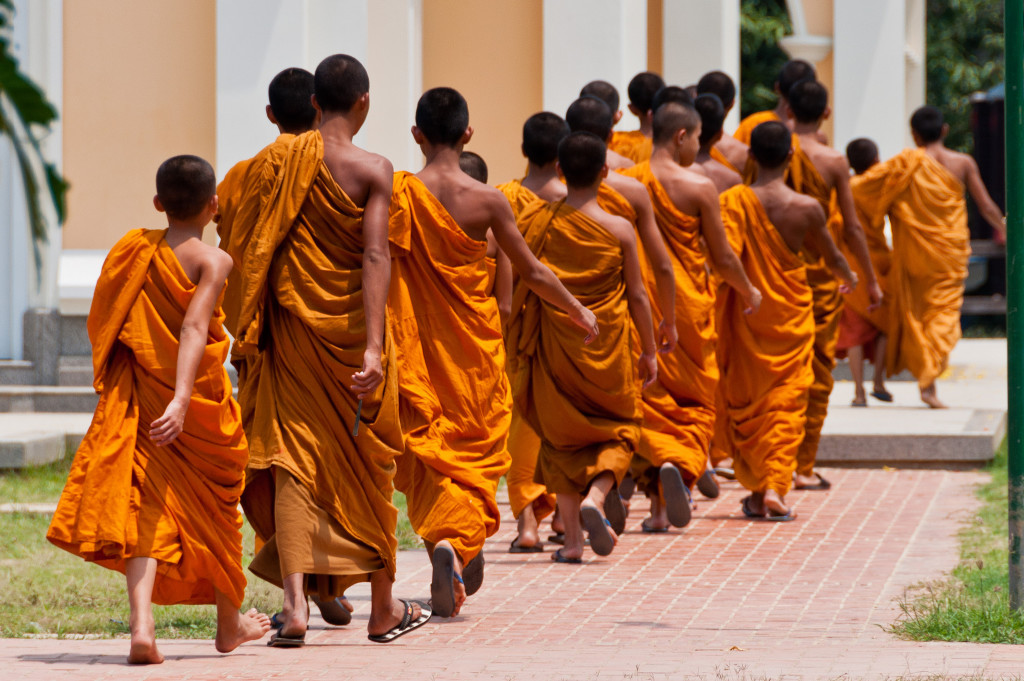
[58,355,93,387]
[0,413,91,468]
[60,314,90,357]
[0,386,98,413]
[0,360,36,385]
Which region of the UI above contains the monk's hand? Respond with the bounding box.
[639,351,658,389]
[838,271,858,295]
[743,287,763,315]
[866,280,884,311]
[150,398,188,446]
[658,319,678,354]
[351,350,384,400]
[570,304,600,345]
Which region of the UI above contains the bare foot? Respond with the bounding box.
[794,473,822,489]
[215,608,272,654]
[551,506,565,535]
[514,504,540,548]
[763,490,793,518]
[920,385,947,409]
[127,636,163,665]
[368,598,423,637]
[644,496,669,531]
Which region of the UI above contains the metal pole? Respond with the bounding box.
[1006,0,1024,611]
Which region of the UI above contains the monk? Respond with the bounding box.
[854,106,1005,408]
[497,112,570,553]
[833,138,892,406]
[610,71,665,164]
[47,156,271,664]
[580,80,630,169]
[565,94,680,523]
[694,93,742,194]
[460,150,513,326]
[732,60,815,145]
[696,70,748,173]
[507,131,658,562]
[235,54,430,646]
[718,122,855,520]
[390,87,598,616]
[622,103,762,530]
[785,78,882,490]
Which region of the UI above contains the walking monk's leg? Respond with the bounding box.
[214,590,272,654]
[126,557,163,665]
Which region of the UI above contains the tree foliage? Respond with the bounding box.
[739,0,790,120]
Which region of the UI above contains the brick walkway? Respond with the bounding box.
[7,466,1020,680]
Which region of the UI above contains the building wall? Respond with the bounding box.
[422,0,543,184]
[62,0,217,251]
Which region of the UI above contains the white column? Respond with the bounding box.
[833,0,908,160]
[542,0,647,123]
[662,0,741,131]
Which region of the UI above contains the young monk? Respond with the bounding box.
[785,78,882,490]
[47,156,271,664]
[718,122,856,520]
[609,71,665,163]
[577,83,634,170]
[733,60,816,145]
[390,87,599,615]
[694,93,743,194]
[497,112,570,553]
[507,131,658,562]
[622,103,762,530]
[696,70,748,173]
[833,138,892,406]
[235,54,430,646]
[854,106,1005,408]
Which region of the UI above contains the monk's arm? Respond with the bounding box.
[628,183,678,351]
[352,160,394,400]
[698,183,761,313]
[965,156,1006,236]
[150,249,233,446]
[619,226,658,388]
[489,195,599,342]
[834,169,882,308]
[808,205,857,291]
[495,247,513,328]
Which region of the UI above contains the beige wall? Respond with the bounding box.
[647,0,663,75]
[422,0,543,184]
[62,0,216,250]
[799,0,835,143]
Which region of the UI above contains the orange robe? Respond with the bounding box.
[710,203,745,468]
[507,200,640,495]
[854,148,970,388]
[620,162,717,490]
[610,130,653,164]
[718,186,814,495]
[496,179,556,521]
[733,110,782,146]
[235,131,404,595]
[833,176,892,359]
[787,140,844,478]
[388,172,513,565]
[47,229,248,607]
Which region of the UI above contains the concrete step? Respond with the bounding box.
[0,360,36,385]
[59,355,93,387]
[0,386,98,413]
[0,412,91,468]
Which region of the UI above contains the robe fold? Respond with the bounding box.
[711,146,741,174]
[854,149,970,388]
[47,229,248,607]
[787,141,844,478]
[507,201,639,496]
[620,162,717,491]
[610,130,653,165]
[235,130,404,595]
[718,186,814,496]
[733,110,782,146]
[496,178,556,521]
[710,207,745,468]
[388,172,512,565]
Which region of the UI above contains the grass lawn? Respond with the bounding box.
[0,452,421,638]
[890,437,1024,643]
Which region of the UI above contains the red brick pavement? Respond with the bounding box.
[7,467,1022,680]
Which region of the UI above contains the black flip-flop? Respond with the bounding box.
[741,495,761,519]
[367,600,432,643]
[659,465,692,528]
[604,486,627,535]
[551,548,582,564]
[430,545,461,618]
[741,495,797,522]
[871,389,894,403]
[547,533,565,545]
[462,552,484,597]
[794,473,832,491]
[713,466,736,481]
[269,612,285,630]
[581,505,616,556]
[267,629,305,648]
[312,596,352,626]
[641,518,669,533]
[697,469,720,499]
[509,537,544,553]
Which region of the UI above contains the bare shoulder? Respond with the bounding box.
[605,172,646,202]
[353,148,395,184]
[791,191,827,226]
[198,242,234,278]
[594,210,636,246]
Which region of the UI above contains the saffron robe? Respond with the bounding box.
[236,131,404,595]
[733,110,781,146]
[389,172,513,565]
[718,186,814,496]
[610,130,653,165]
[47,229,248,607]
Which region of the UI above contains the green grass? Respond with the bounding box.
[0,451,421,638]
[890,437,1024,643]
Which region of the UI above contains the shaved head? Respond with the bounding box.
[653,102,700,146]
[910,106,944,143]
[156,155,215,220]
[459,151,488,183]
[777,60,816,101]
[416,87,469,147]
[565,96,614,139]
[788,79,828,123]
[558,131,606,188]
[845,138,879,175]
[750,121,792,169]
[651,85,694,113]
[580,80,620,114]
[522,112,570,166]
[314,54,369,113]
[694,94,725,147]
[627,71,665,112]
[697,71,736,110]
[268,67,316,133]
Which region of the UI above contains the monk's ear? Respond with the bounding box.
[411,126,425,144]
[613,110,623,125]
[266,105,278,126]
[153,195,166,213]
[712,130,723,145]
[784,103,794,120]
[521,143,528,159]
[208,194,219,214]
[823,105,832,121]
[599,163,609,180]
[627,103,641,117]
[310,94,322,115]
[356,91,370,113]
[461,126,474,145]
